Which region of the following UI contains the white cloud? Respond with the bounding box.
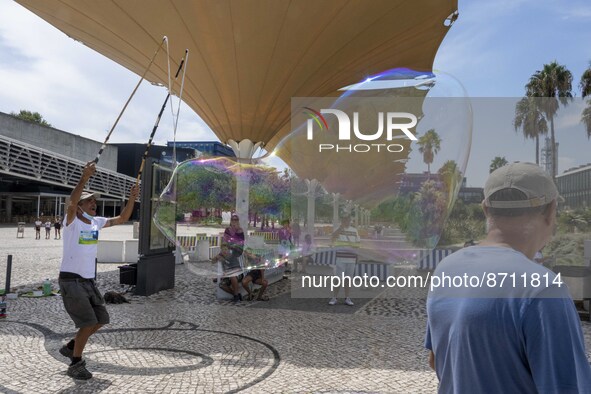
[559,156,577,174]
[558,6,591,20]
[0,0,217,146]
[554,100,587,130]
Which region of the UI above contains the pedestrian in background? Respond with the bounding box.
[54,216,62,239]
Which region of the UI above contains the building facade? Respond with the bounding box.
[556,164,591,210]
[112,143,198,178]
[167,141,235,157]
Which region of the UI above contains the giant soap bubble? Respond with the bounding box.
[273,68,472,266]
[153,156,293,278]
[154,68,472,281]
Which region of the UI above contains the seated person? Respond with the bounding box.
[242,269,269,301]
[278,219,292,256]
[295,234,315,273]
[223,214,245,256]
[241,247,269,301]
[211,242,243,302]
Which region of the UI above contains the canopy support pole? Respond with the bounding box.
[227,139,263,231]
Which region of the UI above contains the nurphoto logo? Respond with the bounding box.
[304,107,418,153]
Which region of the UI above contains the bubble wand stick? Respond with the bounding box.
[94,36,168,165]
[136,49,188,184]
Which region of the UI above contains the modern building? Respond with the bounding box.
[167,141,235,157]
[0,112,240,223]
[112,143,198,178]
[0,112,131,223]
[556,163,591,210]
[457,187,485,204]
[399,172,445,194]
[0,113,157,223]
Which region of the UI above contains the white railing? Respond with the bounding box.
[0,134,138,199]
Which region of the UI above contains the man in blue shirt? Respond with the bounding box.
[425,162,591,393]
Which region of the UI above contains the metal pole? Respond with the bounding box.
[0,255,8,317]
[36,195,40,217]
[5,255,12,294]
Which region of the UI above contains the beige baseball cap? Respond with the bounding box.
[484,162,562,208]
[80,191,100,201]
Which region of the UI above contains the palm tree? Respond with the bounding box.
[417,129,441,174]
[582,105,591,139]
[581,61,591,98]
[489,156,508,173]
[513,96,548,164]
[581,61,591,138]
[526,61,573,179]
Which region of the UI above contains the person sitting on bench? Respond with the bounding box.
[241,249,269,301]
[212,242,243,302]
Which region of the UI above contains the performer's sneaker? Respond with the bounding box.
[328,297,337,305]
[345,298,354,306]
[59,345,73,361]
[67,359,92,380]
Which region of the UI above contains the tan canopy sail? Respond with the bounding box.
[16,0,457,148]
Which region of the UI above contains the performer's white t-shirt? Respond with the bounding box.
[60,214,108,278]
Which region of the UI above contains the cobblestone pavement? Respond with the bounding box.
[1,225,591,393]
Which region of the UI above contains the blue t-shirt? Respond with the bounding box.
[425,246,591,394]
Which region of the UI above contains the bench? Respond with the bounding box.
[215,249,285,299]
[417,249,455,270]
[304,248,390,280]
[177,235,198,250]
[250,231,280,245]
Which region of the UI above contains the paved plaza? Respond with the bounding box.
[1,224,591,393]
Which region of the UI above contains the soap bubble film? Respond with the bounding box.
[153,156,292,278]
[277,68,472,297]
[153,68,472,294]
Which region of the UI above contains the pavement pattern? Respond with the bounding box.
[1,224,590,393]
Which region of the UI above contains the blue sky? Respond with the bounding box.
[0,0,590,187]
[435,0,591,185]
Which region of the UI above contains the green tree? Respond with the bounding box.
[581,61,591,138]
[417,129,441,174]
[10,110,52,127]
[438,160,461,190]
[513,96,548,164]
[526,61,573,179]
[438,160,463,210]
[408,180,447,247]
[249,165,291,225]
[176,161,234,214]
[489,156,508,173]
